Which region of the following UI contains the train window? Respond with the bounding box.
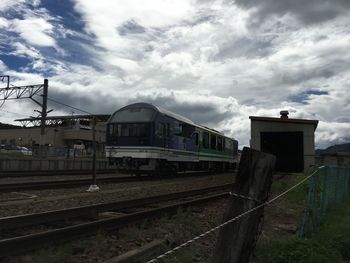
[111,108,155,122]
[225,138,233,150]
[203,132,209,148]
[109,124,117,135]
[156,123,165,138]
[181,123,195,138]
[192,133,199,146]
[210,134,216,150]
[117,123,150,137]
[166,124,170,137]
[172,121,182,135]
[217,137,223,151]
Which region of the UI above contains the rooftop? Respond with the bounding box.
[249,116,319,130]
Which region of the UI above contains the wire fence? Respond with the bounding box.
[147,168,319,263]
[298,165,350,237]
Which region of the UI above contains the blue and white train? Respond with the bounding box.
[105,103,238,174]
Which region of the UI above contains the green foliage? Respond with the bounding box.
[0,152,31,158]
[35,244,74,263]
[256,238,341,263]
[173,207,205,235]
[314,200,350,259]
[162,249,192,263]
[255,198,350,263]
[271,175,308,207]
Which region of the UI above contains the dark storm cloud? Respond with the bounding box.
[47,90,231,129]
[278,67,336,86]
[234,0,350,25]
[289,90,329,104]
[128,94,232,127]
[118,20,146,36]
[48,90,120,115]
[215,36,275,60]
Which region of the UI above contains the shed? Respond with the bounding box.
[250,112,318,172]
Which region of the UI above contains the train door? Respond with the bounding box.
[165,123,170,148]
[191,131,200,161]
[156,122,166,148]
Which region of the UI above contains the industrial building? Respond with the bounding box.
[250,111,318,172]
[0,114,110,156]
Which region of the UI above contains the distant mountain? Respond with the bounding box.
[316,143,350,155]
[0,122,21,129]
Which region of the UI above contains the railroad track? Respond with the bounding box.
[0,183,233,257]
[0,175,144,192]
[0,171,223,192]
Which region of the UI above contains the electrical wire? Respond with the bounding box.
[146,167,324,263]
[0,108,31,117]
[46,96,92,115]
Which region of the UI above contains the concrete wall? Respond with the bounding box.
[250,120,316,170]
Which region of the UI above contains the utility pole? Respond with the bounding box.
[40,79,48,157]
[0,77,50,157]
[87,115,100,192]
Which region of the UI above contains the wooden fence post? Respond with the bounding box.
[212,147,276,263]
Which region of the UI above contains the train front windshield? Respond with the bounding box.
[107,107,157,146]
[109,123,151,137]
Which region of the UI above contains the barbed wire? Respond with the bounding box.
[147,166,324,263]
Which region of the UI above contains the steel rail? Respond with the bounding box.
[0,176,143,192]
[0,183,233,230]
[0,192,230,256]
[0,171,226,192]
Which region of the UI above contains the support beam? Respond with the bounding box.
[40,79,48,157]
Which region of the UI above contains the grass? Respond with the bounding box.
[271,174,309,207]
[32,230,107,263]
[34,243,75,263]
[255,197,350,263]
[162,250,193,263]
[0,152,32,159]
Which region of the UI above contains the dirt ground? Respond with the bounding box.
[2,174,305,263]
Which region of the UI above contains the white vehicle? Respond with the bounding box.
[18,146,32,156]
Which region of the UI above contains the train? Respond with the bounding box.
[105,102,238,174]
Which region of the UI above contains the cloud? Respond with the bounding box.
[0,59,7,71]
[0,0,26,11]
[12,17,56,47]
[10,42,41,59]
[235,0,350,26]
[0,0,350,149]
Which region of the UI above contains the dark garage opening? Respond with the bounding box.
[260,131,304,173]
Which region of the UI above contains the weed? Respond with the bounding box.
[255,238,341,263]
[162,248,192,263]
[34,244,74,263]
[173,207,204,235]
[255,198,350,262]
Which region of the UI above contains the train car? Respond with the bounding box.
[106,102,238,174]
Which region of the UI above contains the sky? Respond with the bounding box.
[0,0,350,149]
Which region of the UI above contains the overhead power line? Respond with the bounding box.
[47,96,92,115]
[0,108,31,118]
